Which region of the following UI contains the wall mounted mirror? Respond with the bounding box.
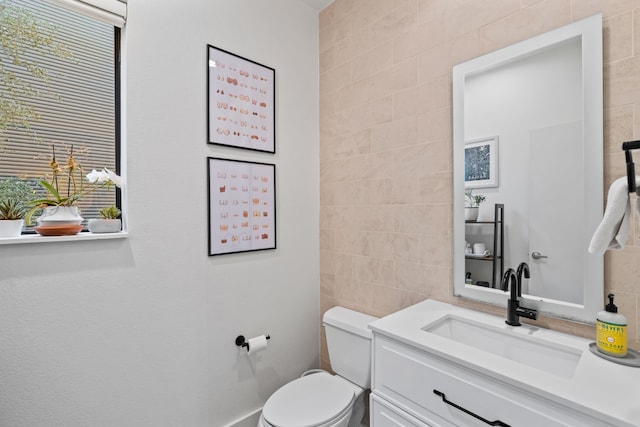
[452,15,603,324]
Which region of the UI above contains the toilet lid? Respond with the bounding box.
[262,372,355,427]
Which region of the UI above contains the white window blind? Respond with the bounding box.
[43,0,126,27]
[0,0,118,226]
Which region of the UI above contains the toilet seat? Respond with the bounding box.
[262,372,355,427]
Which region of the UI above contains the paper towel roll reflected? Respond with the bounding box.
[247,335,269,355]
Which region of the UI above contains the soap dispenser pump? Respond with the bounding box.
[596,294,627,358]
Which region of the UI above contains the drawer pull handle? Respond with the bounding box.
[433,389,510,427]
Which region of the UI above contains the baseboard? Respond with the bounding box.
[225,408,262,427]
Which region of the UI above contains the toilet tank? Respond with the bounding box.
[322,306,378,388]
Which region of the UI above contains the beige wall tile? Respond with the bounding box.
[571,0,640,20]
[390,175,422,204]
[370,116,420,152]
[445,0,521,40]
[603,11,633,64]
[353,151,393,180]
[420,231,453,268]
[394,260,426,293]
[416,76,451,112]
[605,247,640,294]
[605,56,640,108]
[335,79,372,112]
[394,204,449,235]
[320,229,335,251]
[336,278,374,307]
[419,172,452,204]
[321,110,352,140]
[369,231,396,260]
[392,233,422,263]
[371,178,394,205]
[423,139,452,173]
[320,91,335,119]
[352,41,394,83]
[371,284,423,316]
[320,14,353,52]
[417,43,454,80]
[321,62,352,96]
[352,205,395,232]
[393,19,446,64]
[604,106,634,154]
[321,272,336,298]
[392,144,430,177]
[479,0,571,53]
[417,0,460,24]
[320,47,335,75]
[333,180,371,206]
[423,265,453,298]
[351,95,393,130]
[353,255,394,285]
[418,108,452,143]
[333,29,373,68]
[351,0,395,31]
[636,9,640,57]
[370,1,418,47]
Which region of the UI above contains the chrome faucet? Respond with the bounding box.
[502,263,538,326]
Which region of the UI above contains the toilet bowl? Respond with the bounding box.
[258,307,377,427]
[258,371,361,427]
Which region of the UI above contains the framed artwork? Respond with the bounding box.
[465,136,499,188]
[207,157,276,256]
[207,44,275,153]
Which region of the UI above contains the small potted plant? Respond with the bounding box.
[465,189,486,222]
[0,178,37,237]
[88,205,122,233]
[0,198,28,237]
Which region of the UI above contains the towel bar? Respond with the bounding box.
[622,140,640,195]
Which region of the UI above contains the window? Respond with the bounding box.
[0,0,121,231]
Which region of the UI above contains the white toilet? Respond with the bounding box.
[258,306,378,427]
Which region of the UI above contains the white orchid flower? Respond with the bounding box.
[86,169,110,184]
[105,168,124,187]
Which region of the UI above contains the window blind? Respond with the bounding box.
[43,0,126,27]
[0,0,117,225]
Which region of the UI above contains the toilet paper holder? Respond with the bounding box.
[235,334,271,352]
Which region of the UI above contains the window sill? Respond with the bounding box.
[0,231,128,245]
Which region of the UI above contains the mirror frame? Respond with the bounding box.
[452,14,603,324]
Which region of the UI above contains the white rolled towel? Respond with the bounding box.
[588,176,638,254]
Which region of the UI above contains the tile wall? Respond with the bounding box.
[319,0,640,367]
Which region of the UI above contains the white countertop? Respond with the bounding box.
[369,299,640,426]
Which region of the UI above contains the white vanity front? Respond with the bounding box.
[369,299,640,427]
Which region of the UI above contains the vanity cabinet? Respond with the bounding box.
[371,394,430,427]
[465,203,504,289]
[370,335,619,427]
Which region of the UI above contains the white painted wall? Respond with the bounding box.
[0,1,320,426]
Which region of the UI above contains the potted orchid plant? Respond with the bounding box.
[25,145,124,235]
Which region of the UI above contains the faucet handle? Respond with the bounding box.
[516,306,538,320]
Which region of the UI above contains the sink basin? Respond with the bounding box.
[423,315,582,378]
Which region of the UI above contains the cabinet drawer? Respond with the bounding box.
[372,336,613,427]
[371,394,431,427]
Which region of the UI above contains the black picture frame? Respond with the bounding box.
[207,45,276,153]
[207,157,276,256]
